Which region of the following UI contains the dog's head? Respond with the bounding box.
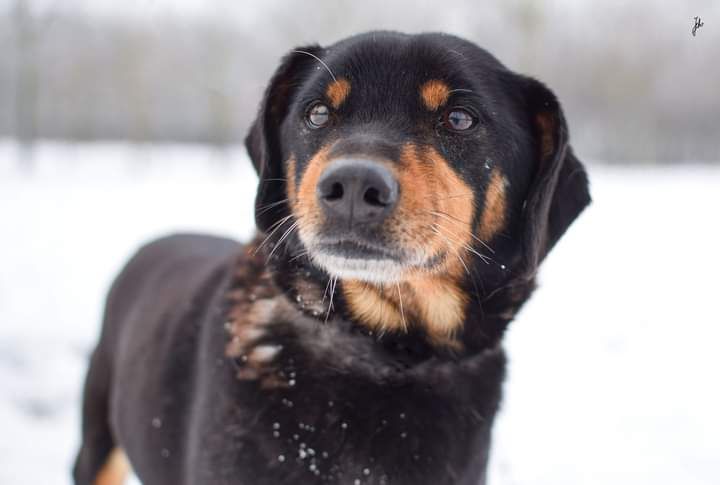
[246,32,590,345]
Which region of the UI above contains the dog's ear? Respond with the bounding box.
[518,77,591,277]
[246,45,322,232]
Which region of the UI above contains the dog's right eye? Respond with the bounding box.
[306,103,330,129]
[442,108,477,132]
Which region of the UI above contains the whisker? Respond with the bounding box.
[431,226,471,273]
[321,275,333,306]
[263,214,292,233]
[256,198,289,216]
[429,193,474,202]
[324,276,338,324]
[331,277,338,311]
[427,210,496,254]
[396,283,408,332]
[267,220,299,261]
[431,223,492,264]
[430,225,485,300]
[292,50,337,83]
[447,88,473,95]
[288,250,309,263]
[454,247,472,278]
[253,215,292,255]
[372,282,387,340]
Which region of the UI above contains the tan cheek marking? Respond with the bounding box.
[420,80,450,111]
[326,78,351,109]
[478,167,508,242]
[411,146,475,283]
[428,146,475,258]
[286,157,297,205]
[295,146,333,241]
[395,144,445,259]
[94,448,130,485]
[411,146,473,342]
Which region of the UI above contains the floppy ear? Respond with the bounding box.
[245,45,322,232]
[519,78,591,277]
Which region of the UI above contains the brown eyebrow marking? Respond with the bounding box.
[326,78,351,109]
[478,167,508,242]
[420,80,450,111]
[293,145,333,243]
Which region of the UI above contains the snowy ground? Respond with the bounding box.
[1,141,718,485]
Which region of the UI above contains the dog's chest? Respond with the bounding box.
[214,290,503,485]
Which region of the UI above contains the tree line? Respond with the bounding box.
[1,0,718,162]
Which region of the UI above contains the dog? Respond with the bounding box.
[74,31,590,485]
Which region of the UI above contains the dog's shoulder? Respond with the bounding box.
[130,233,241,264]
[101,234,242,341]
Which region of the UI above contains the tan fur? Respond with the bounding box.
[405,276,467,337]
[339,144,476,345]
[343,277,466,347]
[394,144,476,282]
[290,140,477,345]
[286,157,297,205]
[294,145,333,244]
[420,80,450,111]
[326,78,351,109]
[478,167,508,241]
[343,281,405,333]
[94,448,130,485]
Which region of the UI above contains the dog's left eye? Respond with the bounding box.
[443,108,477,132]
[306,103,330,128]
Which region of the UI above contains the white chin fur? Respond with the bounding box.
[310,253,407,284]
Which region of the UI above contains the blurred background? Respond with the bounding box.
[1,1,719,484]
[2,0,719,161]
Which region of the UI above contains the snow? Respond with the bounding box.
[1,141,718,484]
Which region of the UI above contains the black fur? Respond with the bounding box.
[74,31,590,485]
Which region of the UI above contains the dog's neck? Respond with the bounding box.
[226,238,534,365]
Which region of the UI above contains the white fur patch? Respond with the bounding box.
[236,326,265,343]
[248,344,282,363]
[310,253,408,284]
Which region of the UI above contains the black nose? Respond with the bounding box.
[317,159,399,225]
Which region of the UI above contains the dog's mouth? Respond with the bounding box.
[316,239,400,260]
[303,235,442,284]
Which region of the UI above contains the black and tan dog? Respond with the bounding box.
[74,31,590,485]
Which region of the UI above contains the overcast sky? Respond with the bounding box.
[2,0,716,19]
